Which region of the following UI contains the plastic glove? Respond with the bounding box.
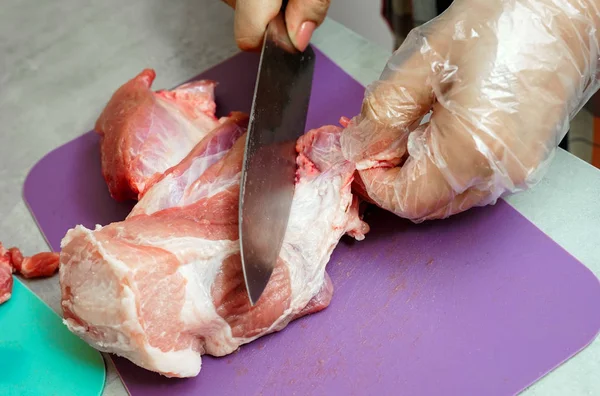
[222,0,330,51]
[341,0,600,223]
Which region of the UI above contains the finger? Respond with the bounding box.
[285,0,331,51]
[340,28,437,167]
[357,125,454,222]
[425,189,493,221]
[234,0,281,51]
[358,99,499,222]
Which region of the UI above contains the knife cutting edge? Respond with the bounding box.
[239,4,316,306]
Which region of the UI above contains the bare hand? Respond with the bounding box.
[223,0,330,51]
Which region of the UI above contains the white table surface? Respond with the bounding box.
[1,1,599,394]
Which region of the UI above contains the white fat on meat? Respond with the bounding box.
[59,116,368,378]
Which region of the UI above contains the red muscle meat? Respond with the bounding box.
[0,244,12,304]
[19,252,60,278]
[0,244,60,304]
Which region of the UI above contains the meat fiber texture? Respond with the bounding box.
[95,69,222,201]
[59,107,369,377]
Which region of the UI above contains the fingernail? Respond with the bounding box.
[294,21,316,52]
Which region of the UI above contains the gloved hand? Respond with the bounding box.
[341,0,600,223]
[222,0,330,51]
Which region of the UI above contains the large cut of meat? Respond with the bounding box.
[95,69,221,201]
[59,111,369,377]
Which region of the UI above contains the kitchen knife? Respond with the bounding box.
[239,4,316,306]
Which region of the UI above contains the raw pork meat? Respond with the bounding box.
[15,252,60,278]
[59,113,368,377]
[95,69,221,201]
[0,244,13,304]
[0,243,60,304]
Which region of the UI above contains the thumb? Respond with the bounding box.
[285,0,331,51]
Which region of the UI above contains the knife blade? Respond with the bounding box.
[239,6,316,306]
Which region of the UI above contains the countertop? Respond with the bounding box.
[1,1,599,395]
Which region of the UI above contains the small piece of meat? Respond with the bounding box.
[20,252,60,279]
[9,247,23,273]
[0,262,12,304]
[59,119,369,378]
[0,243,60,280]
[95,69,221,201]
[0,244,12,304]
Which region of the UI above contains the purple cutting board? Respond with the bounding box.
[24,49,600,396]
